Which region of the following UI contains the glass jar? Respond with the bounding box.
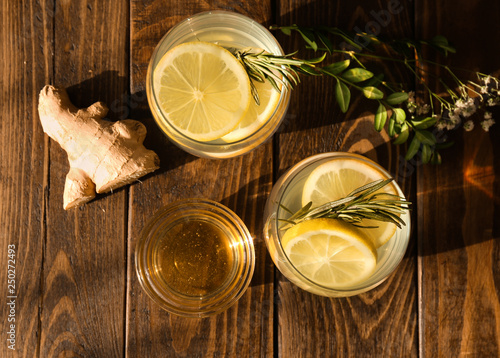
[135,198,255,317]
[263,152,411,297]
[146,10,291,158]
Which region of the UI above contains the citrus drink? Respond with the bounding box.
[263,152,411,297]
[147,11,290,158]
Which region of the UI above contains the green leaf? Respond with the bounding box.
[322,60,350,76]
[364,73,384,87]
[393,123,409,145]
[430,35,456,55]
[306,52,328,64]
[280,27,292,36]
[414,129,436,145]
[405,136,421,161]
[388,113,396,137]
[327,28,364,51]
[317,31,333,54]
[435,141,455,150]
[336,80,351,113]
[363,86,384,100]
[393,108,406,124]
[298,64,321,76]
[297,28,318,51]
[342,68,374,83]
[421,144,432,164]
[431,151,442,165]
[386,92,409,105]
[411,116,438,129]
[374,103,388,132]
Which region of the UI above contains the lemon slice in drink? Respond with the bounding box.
[281,218,377,289]
[301,157,400,248]
[153,41,251,142]
[221,79,281,142]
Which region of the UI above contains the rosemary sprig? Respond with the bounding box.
[232,48,326,104]
[279,179,411,231]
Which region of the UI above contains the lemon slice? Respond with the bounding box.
[221,78,281,142]
[153,41,251,142]
[281,218,377,289]
[301,157,400,248]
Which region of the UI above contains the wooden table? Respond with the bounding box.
[1,0,499,356]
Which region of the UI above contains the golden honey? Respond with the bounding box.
[135,199,254,317]
[154,219,234,296]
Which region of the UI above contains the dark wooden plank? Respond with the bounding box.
[38,1,129,356]
[274,0,418,356]
[416,0,500,356]
[126,2,275,356]
[0,0,53,356]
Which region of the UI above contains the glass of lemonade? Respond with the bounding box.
[263,152,411,297]
[146,11,291,158]
[135,199,255,317]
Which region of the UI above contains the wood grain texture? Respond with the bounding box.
[416,0,500,356]
[126,1,275,356]
[0,0,53,356]
[38,0,129,357]
[274,0,418,356]
[1,0,499,357]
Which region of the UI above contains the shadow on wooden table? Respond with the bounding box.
[418,127,500,256]
[220,172,275,289]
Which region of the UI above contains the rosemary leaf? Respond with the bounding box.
[231,48,324,104]
[278,179,410,230]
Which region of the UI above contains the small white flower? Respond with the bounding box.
[442,112,461,130]
[449,112,461,124]
[417,104,431,116]
[483,75,492,86]
[484,111,493,120]
[454,97,476,117]
[481,118,495,132]
[455,98,467,108]
[463,120,474,132]
[408,91,415,103]
[436,121,448,131]
[487,97,500,106]
[480,86,489,94]
[435,114,449,131]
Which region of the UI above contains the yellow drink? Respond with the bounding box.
[146,11,290,158]
[263,152,411,297]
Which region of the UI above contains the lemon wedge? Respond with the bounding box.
[221,78,281,142]
[301,157,400,248]
[281,218,377,289]
[153,41,251,142]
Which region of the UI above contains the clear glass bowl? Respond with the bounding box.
[146,10,291,158]
[263,152,411,297]
[135,199,255,317]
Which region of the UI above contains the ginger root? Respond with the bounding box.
[38,85,160,210]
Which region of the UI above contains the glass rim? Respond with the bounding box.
[270,152,411,294]
[145,10,291,158]
[135,198,255,317]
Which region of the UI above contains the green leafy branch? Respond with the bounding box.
[271,24,467,163]
[234,24,499,164]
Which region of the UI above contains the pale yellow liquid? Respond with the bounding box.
[268,156,411,295]
[156,27,281,144]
